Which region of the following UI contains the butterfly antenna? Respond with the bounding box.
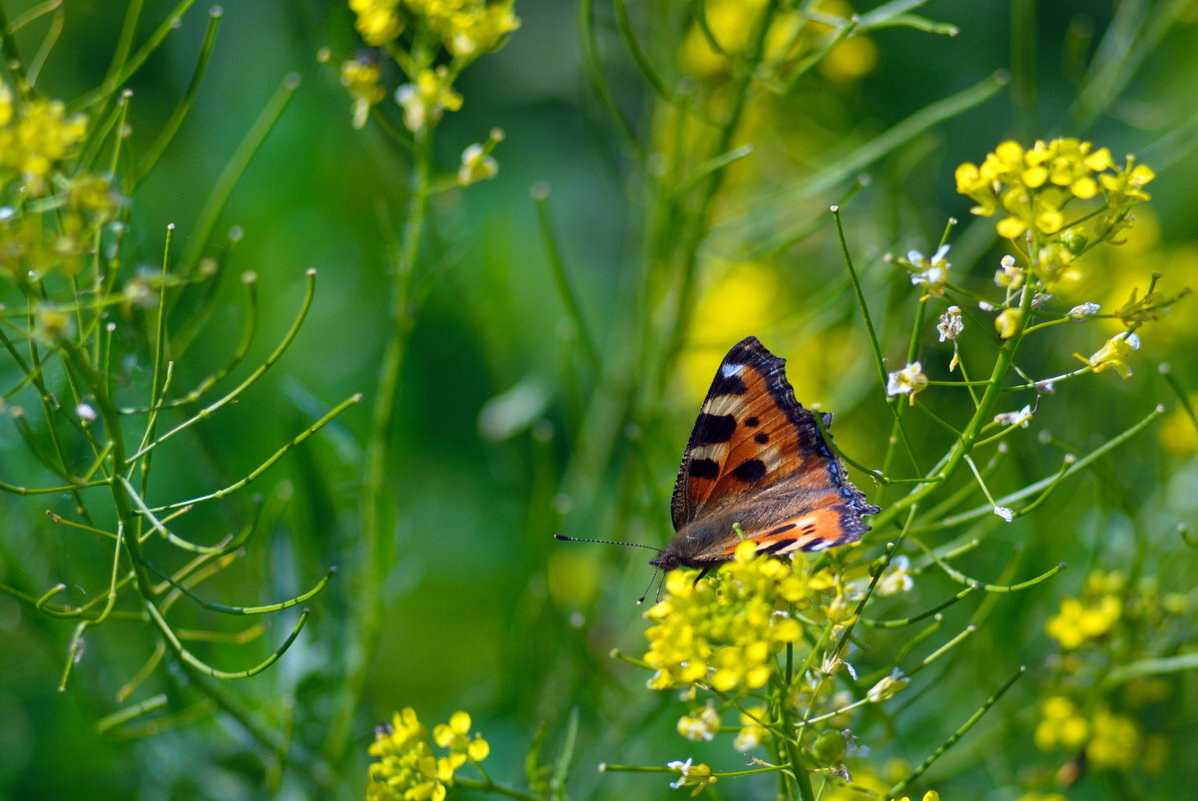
[553,534,662,554]
[636,566,662,605]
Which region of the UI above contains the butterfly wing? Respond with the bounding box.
[663,336,878,567]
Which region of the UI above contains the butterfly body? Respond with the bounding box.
[652,336,879,572]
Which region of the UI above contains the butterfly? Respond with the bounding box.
[650,336,879,573]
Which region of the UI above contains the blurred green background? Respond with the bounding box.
[1,1,1197,799]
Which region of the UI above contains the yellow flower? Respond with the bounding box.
[433,710,490,762]
[896,793,940,801]
[1073,331,1140,378]
[676,702,722,742]
[667,758,717,796]
[396,66,463,132]
[643,543,816,693]
[994,307,1023,340]
[866,668,909,703]
[1045,593,1120,650]
[1086,709,1140,770]
[340,56,386,129]
[956,138,1151,247]
[732,707,767,752]
[442,0,520,56]
[367,707,489,801]
[0,81,13,127]
[0,93,88,194]
[1034,696,1089,751]
[349,0,403,46]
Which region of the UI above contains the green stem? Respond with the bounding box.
[325,124,433,766]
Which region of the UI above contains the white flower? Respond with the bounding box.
[76,403,97,422]
[457,143,498,186]
[667,758,693,788]
[993,405,1033,428]
[993,506,1014,522]
[937,305,963,342]
[876,556,914,596]
[666,758,716,792]
[908,244,951,297]
[1068,302,1101,318]
[886,361,928,404]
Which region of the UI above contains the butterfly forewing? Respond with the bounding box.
[662,336,879,569]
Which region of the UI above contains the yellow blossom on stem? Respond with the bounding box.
[643,542,816,693]
[994,307,1023,340]
[955,138,1151,245]
[367,707,489,801]
[667,758,717,796]
[341,56,386,129]
[1073,331,1140,378]
[1086,708,1141,770]
[441,0,521,56]
[433,710,491,762]
[1035,696,1089,752]
[0,89,88,195]
[732,707,767,752]
[349,0,403,46]
[396,66,463,132]
[676,702,722,742]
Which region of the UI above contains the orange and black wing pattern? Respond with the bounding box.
[656,337,878,570]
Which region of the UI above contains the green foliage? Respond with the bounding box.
[1,1,1197,800]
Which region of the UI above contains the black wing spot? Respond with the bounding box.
[688,458,720,480]
[769,523,797,535]
[730,458,767,483]
[710,373,748,396]
[744,416,760,427]
[754,432,769,444]
[761,538,796,554]
[695,413,737,444]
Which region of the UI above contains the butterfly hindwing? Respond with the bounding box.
[657,336,879,571]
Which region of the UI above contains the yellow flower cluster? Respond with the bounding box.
[367,708,489,801]
[682,0,877,84]
[953,138,1150,283]
[1044,569,1123,649]
[0,81,119,281]
[956,139,1154,257]
[411,0,521,56]
[643,542,826,692]
[348,0,520,55]
[0,83,88,195]
[350,0,405,46]
[1034,696,1143,771]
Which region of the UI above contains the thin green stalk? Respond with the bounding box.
[533,185,601,373]
[886,665,1026,799]
[176,73,299,276]
[326,125,434,766]
[871,285,1037,531]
